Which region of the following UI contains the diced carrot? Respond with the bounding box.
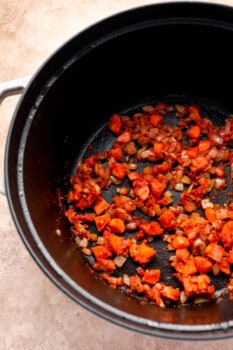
[132,178,150,201]
[187,147,199,159]
[135,230,145,241]
[103,230,129,255]
[152,162,172,175]
[191,156,209,172]
[144,285,165,307]
[116,131,132,144]
[94,213,111,231]
[198,140,211,153]
[160,285,180,301]
[91,245,112,259]
[128,172,141,181]
[112,207,129,220]
[112,195,136,213]
[75,194,97,211]
[93,258,116,272]
[150,114,164,127]
[139,221,163,236]
[150,178,166,198]
[214,165,225,178]
[205,243,225,263]
[159,209,176,230]
[219,257,231,275]
[67,188,81,203]
[141,269,161,284]
[93,196,110,215]
[197,275,214,295]
[110,146,123,160]
[182,276,198,296]
[129,275,144,294]
[172,235,190,249]
[153,142,164,154]
[138,186,151,202]
[204,208,217,222]
[143,166,153,175]
[182,259,198,276]
[180,192,196,213]
[65,210,95,224]
[175,248,191,263]
[129,242,156,264]
[108,113,122,134]
[219,220,233,249]
[83,155,98,167]
[193,256,212,274]
[186,125,201,140]
[155,173,169,186]
[183,274,214,297]
[170,260,184,274]
[190,185,207,199]
[215,208,229,220]
[108,218,125,234]
[110,162,128,179]
[183,224,199,240]
[89,233,98,241]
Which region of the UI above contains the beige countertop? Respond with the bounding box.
[2,0,233,349]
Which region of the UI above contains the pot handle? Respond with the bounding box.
[0,76,31,101]
[0,76,31,195]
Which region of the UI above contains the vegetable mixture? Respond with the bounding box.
[64,102,233,307]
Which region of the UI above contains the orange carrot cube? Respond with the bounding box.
[93,197,110,215]
[110,162,128,179]
[150,114,164,127]
[108,218,125,234]
[186,125,201,139]
[142,269,161,284]
[94,213,111,231]
[108,113,122,134]
[150,178,166,198]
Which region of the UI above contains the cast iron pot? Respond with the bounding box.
[2,1,233,341]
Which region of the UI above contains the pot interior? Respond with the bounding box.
[5,2,233,340]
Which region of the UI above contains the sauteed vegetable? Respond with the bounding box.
[64,102,233,308]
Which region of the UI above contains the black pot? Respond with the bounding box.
[4,1,233,341]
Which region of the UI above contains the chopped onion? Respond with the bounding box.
[114,255,127,268]
[180,291,188,304]
[75,237,88,248]
[201,198,213,209]
[213,264,220,276]
[82,248,92,256]
[215,177,226,189]
[181,175,191,184]
[128,163,138,170]
[126,222,137,231]
[194,297,210,305]
[122,274,130,286]
[110,175,122,185]
[175,183,184,192]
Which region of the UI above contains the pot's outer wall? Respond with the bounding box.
[5,2,233,340]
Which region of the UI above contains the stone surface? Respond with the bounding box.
[1,1,233,349]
